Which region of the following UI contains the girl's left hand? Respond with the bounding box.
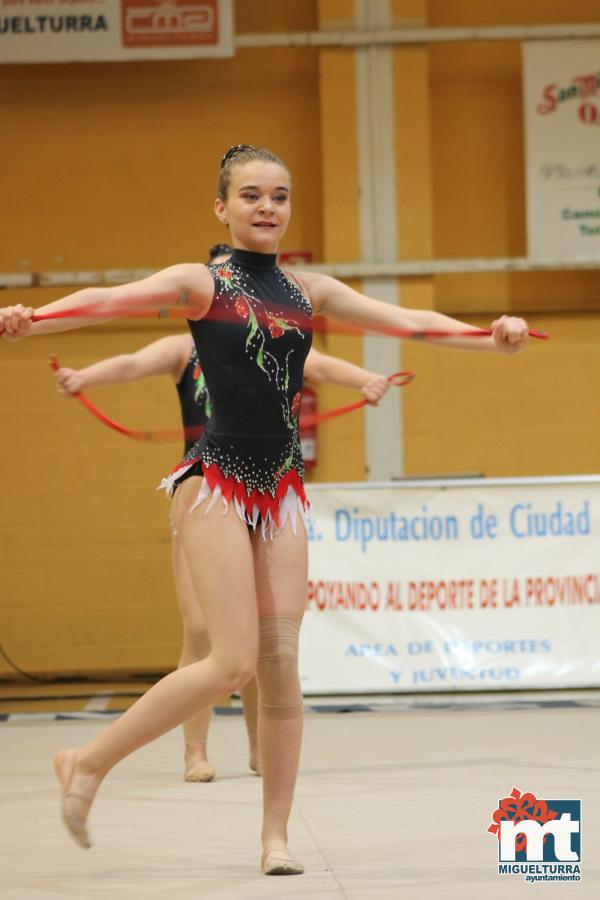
[361,374,390,405]
[491,315,529,354]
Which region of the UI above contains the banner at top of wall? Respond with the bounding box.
[0,0,233,63]
[522,40,600,259]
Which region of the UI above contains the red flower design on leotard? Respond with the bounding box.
[291,391,302,418]
[193,362,201,380]
[268,316,285,339]
[234,297,249,320]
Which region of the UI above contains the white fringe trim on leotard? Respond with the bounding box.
[158,464,309,541]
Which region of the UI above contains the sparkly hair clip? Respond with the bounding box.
[220,144,256,168]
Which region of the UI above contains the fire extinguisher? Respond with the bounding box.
[299,384,317,468]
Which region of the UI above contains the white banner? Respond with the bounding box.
[300,477,600,694]
[0,0,233,63]
[522,40,600,259]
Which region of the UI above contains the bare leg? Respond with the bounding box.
[172,533,215,781]
[251,519,307,874]
[240,678,260,774]
[175,532,260,779]
[55,478,258,846]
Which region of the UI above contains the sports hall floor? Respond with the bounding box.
[1,687,598,899]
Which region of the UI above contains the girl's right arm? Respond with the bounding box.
[0,264,213,340]
[55,334,193,396]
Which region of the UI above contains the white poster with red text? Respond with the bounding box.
[522,40,600,259]
[0,0,233,63]
[300,477,600,694]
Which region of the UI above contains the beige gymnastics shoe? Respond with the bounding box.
[54,749,93,849]
[184,760,216,782]
[261,849,304,875]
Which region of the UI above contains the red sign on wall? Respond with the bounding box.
[121,0,219,48]
[278,251,314,266]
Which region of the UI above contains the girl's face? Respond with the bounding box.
[214,160,291,253]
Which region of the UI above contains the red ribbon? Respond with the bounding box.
[298,372,414,428]
[49,356,414,444]
[49,355,202,444]
[2,298,549,341]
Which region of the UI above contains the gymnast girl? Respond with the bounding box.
[0,144,529,875]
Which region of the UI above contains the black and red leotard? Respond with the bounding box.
[161,249,312,536]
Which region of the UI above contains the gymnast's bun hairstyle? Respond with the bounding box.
[207,242,233,262]
[217,144,288,200]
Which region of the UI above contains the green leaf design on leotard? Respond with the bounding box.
[245,307,269,375]
[193,369,204,403]
[193,368,212,417]
[276,451,294,479]
[245,308,258,347]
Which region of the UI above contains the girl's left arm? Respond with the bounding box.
[299,271,529,354]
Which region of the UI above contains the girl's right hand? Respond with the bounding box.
[55,367,86,396]
[0,305,33,340]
